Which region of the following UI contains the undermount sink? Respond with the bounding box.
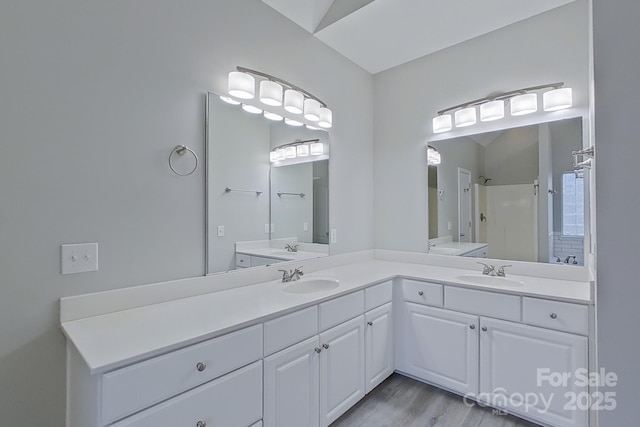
[457,274,524,287]
[282,277,340,294]
[429,247,461,255]
[269,250,296,256]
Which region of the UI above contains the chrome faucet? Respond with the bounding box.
[278,266,304,282]
[477,262,512,277]
[285,243,299,253]
[427,241,435,252]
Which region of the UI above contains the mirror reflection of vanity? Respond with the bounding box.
[206,93,330,274]
[428,117,588,266]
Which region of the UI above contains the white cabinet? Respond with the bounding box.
[364,302,394,393]
[264,336,320,427]
[319,315,366,426]
[480,318,588,427]
[110,361,262,427]
[401,303,479,396]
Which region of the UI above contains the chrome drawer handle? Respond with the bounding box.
[196,362,207,372]
[367,321,373,326]
[550,313,558,319]
[418,291,424,296]
[315,347,322,353]
[323,343,330,349]
[196,421,206,427]
[469,324,475,330]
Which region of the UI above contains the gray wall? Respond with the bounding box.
[593,1,640,424]
[373,0,590,251]
[483,126,539,186]
[0,0,373,425]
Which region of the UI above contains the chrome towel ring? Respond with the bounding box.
[169,145,198,176]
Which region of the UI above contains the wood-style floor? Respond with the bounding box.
[331,374,541,427]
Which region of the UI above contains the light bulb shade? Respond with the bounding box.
[296,145,309,157]
[304,98,321,121]
[510,93,538,116]
[306,125,320,130]
[432,115,452,133]
[318,107,333,128]
[543,88,572,111]
[219,96,241,105]
[284,118,303,127]
[480,100,505,122]
[269,151,280,162]
[284,90,304,114]
[275,148,285,160]
[259,80,283,106]
[310,142,324,155]
[228,71,255,99]
[284,146,297,159]
[427,147,441,165]
[455,107,477,127]
[264,111,283,121]
[241,104,262,114]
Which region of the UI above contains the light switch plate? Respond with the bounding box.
[264,224,270,234]
[303,222,309,232]
[61,243,98,274]
[330,229,337,244]
[217,225,225,237]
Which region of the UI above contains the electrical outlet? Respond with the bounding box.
[61,243,98,274]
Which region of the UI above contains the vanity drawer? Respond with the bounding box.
[445,287,521,321]
[523,297,589,335]
[110,361,262,427]
[319,290,364,331]
[264,306,318,356]
[101,324,263,425]
[235,253,251,268]
[365,281,393,311]
[402,279,443,306]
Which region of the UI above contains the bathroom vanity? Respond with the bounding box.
[61,251,593,427]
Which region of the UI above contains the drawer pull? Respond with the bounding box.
[550,313,558,319]
[315,347,322,353]
[196,362,207,372]
[196,421,206,427]
[481,326,488,332]
[418,291,424,296]
[367,321,373,326]
[469,324,476,330]
[322,343,330,349]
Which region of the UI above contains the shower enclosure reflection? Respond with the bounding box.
[428,117,587,265]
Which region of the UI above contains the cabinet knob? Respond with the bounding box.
[367,321,373,326]
[550,313,558,319]
[315,347,322,353]
[469,324,476,330]
[322,343,330,349]
[196,421,207,427]
[481,326,488,332]
[196,362,207,372]
[418,291,424,296]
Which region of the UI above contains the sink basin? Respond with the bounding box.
[269,250,296,256]
[429,247,461,256]
[457,274,524,287]
[282,277,340,294]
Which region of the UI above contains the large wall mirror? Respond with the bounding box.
[206,93,330,275]
[428,117,589,266]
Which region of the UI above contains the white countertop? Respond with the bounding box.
[61,258,591,374]
[236,247,326,262]
[429,242,487,256]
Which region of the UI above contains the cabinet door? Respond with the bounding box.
[264,336,320,427]
[365,302,394,394]
[319,315,365,427]
[480,318,588,427]
[402,303,479,396]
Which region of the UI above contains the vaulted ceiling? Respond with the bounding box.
[262,0,577,74]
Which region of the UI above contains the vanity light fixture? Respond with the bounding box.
[432,82,572,134]
[241,104,262,114]
[264,111,283,121]
[427,146,441,166]
[225,67,333,130]
[269,139,327,165]
[219,96,241,105]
